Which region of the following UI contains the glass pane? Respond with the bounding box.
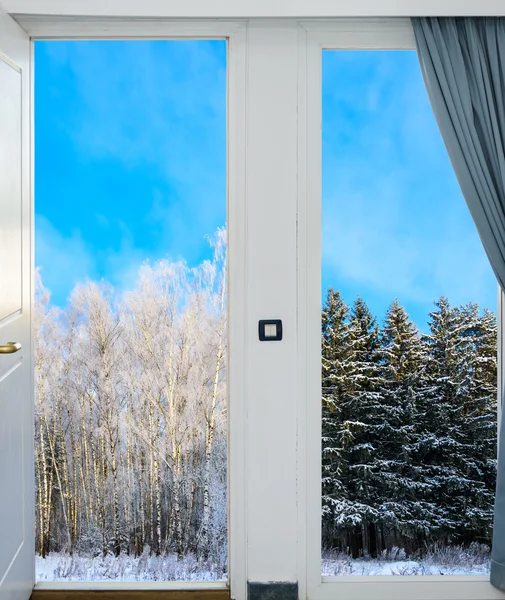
[34,40,227,582]
[321,49,497,577]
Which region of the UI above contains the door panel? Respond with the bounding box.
[0,8,33,600]
[0,364,24,579]
[0,56,22,323]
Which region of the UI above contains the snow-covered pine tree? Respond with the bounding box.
[321,289,350,550]
[454,304,497,544]
[473,308,498,513]
[337,297,384,558]
[416,297,474,545]
[377,300,432,553]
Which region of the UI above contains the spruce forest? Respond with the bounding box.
[322,289,497,561]
[34,232,497,578]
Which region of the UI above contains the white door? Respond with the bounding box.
[0,8,33,600]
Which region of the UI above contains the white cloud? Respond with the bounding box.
[322,191,496,309]
[35,216,95,304]
[52,40,226,180]
[36,216,151,305]
[322,50,497,314]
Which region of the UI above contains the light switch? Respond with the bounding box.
[258,319,283,341]
[265,323,277,338]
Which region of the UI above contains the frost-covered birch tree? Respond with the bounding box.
[35,229,228,574]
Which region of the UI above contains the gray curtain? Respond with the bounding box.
[412,16,505,590]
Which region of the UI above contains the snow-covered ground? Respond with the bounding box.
[322,545,491,576]
[321,558,490,576]
[36,551,227,582]
[36,545,490,582]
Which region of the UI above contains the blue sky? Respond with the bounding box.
[35,40,227,303]
[35,41,496,330]
[322,50,496,329]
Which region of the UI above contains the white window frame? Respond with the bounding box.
[21,17,248,598]
[7,12,505,600]
[297,18,505,600]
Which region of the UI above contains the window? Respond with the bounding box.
[300,20,503,600]
[34,39,228,583]
[321,48,496,577]
[1,12,503,600]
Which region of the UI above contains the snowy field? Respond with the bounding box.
[36,551,227,582]
[36,545,490,582]
[321,545,491,577]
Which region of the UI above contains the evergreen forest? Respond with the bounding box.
[321,290,497,559]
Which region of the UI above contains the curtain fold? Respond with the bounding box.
[412,16,505,590]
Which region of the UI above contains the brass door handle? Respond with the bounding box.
[0,342,21,354]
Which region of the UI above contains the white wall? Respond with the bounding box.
[4,0,505,17]
[244,21,299,584]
